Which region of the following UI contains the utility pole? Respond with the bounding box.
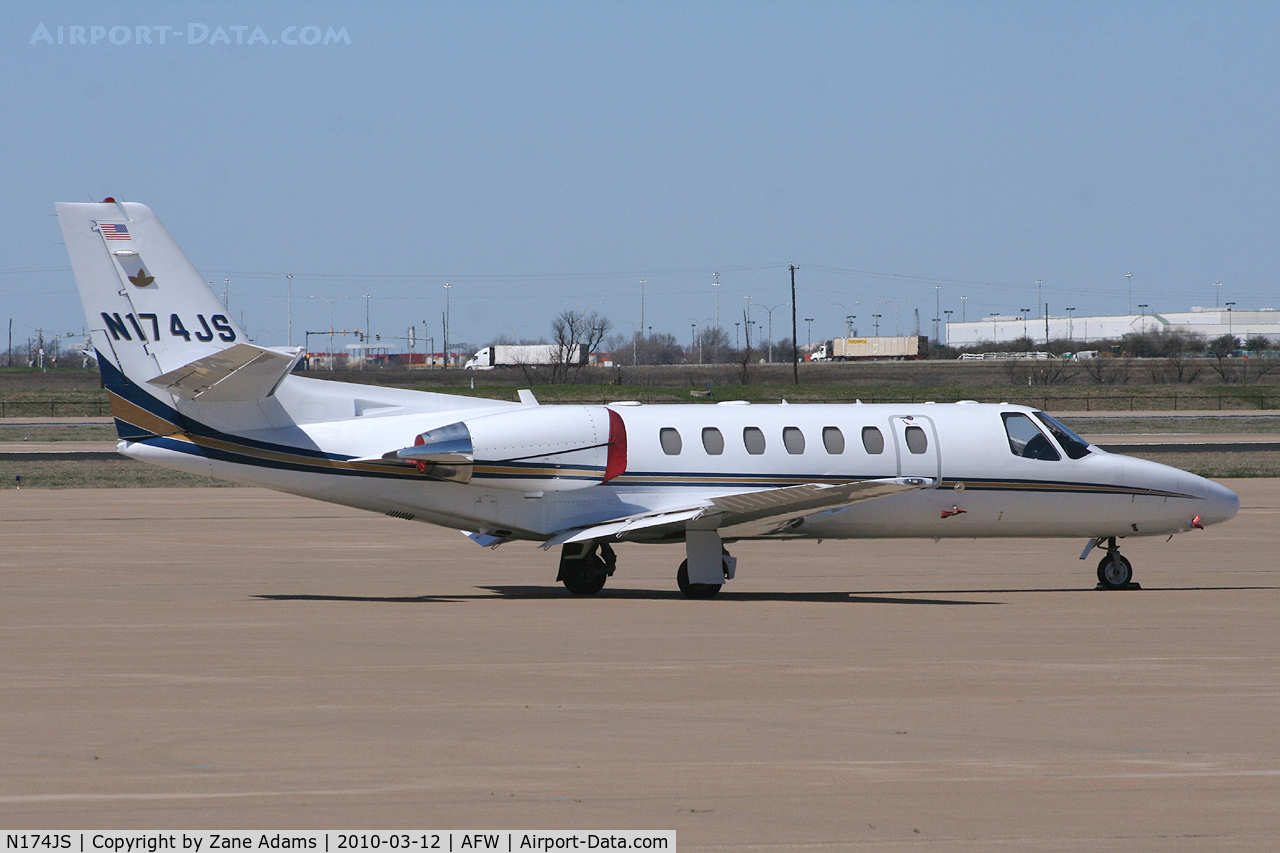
[790,265,799,385]
[934,285,941,346]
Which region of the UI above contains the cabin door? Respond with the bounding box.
[890,415,941,485]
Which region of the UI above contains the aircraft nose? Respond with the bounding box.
[1199,479,1240,528]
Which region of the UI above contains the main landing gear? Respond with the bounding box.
[1091,537,1136,589]
[557,536,737,599]
[557,541,616,595]
[676,558,725,599]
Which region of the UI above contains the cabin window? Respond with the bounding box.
[743,426,766,455]
[1002,413,1060,461]
[659,427,683,455]
[904,425,929,455]
[822,426,845,454]
[783,427,805,454]
[861,426,885,454]
[701,427,725,455]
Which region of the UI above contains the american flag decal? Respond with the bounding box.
[100,223,130,240]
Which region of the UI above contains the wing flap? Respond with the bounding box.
[544,477,928,547]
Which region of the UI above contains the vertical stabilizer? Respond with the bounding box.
[56,201,248,381]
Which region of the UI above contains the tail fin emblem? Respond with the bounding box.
[127,269,155,288]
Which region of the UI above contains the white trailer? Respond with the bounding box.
[810,335,923,361]
[464,344,585,370]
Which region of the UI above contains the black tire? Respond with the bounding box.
[1096,553,1133,589]
[676,560,722,599]
[561,561,608,595]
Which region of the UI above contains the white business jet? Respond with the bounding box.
[57,201,1238,597]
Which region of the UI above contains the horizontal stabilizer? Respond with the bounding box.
[148,343,303,402]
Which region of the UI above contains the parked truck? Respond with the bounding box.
[810,335,925,361]
[464,344,585,370]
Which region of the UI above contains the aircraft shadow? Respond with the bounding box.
[254,584,1276,606]
[255,588,994,605]
[255,593,465,604]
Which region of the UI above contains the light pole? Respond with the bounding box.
[1035,280,1043,319]
[1066,307,1075,342]
[638,279,647,346]
[1213,281,1223,307]
[618,320,638,365]
[960,295,968,323]
[1020,308,1030,341]
[442,283,451,369]
[309,295,350,370]
[831,303,856,337]
[223,279,231,312]
[804,318,813,348]
[760,302,789,362]
[689,317,713,364]
[1226,302,1236,338]
[872,314,881,336]
[712,272,720,329]
[943,310,953,346]
[364,293,372,346]
[286,274,292,347]
[1126,272,1132,315]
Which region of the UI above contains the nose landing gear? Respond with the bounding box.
[1091,537,1136,589]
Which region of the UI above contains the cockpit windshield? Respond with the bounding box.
[1034,412,1093,459]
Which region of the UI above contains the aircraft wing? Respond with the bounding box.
[148,343,304,402]
[542,477,928,548]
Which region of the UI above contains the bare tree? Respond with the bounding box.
[697,325,731,363]
[1078,354,1132,385]
[549,309,611,383]
[1207,334,1241,383]
[1160,330,1206,384]
[1004,359,1078,386]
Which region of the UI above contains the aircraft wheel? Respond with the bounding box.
[676,560,722,599]
[561,559,608,595]
[1096,552,1133,589]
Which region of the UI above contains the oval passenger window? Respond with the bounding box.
[905,425,928,454]
[861,426,885,454]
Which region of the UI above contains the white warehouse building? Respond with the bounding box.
[946,308,1280,348]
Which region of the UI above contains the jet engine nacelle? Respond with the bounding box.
[398,405,627,490]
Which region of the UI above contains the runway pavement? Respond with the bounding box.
[1,483,1278,850]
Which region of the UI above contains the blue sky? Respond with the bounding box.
[7,1,1280,351]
